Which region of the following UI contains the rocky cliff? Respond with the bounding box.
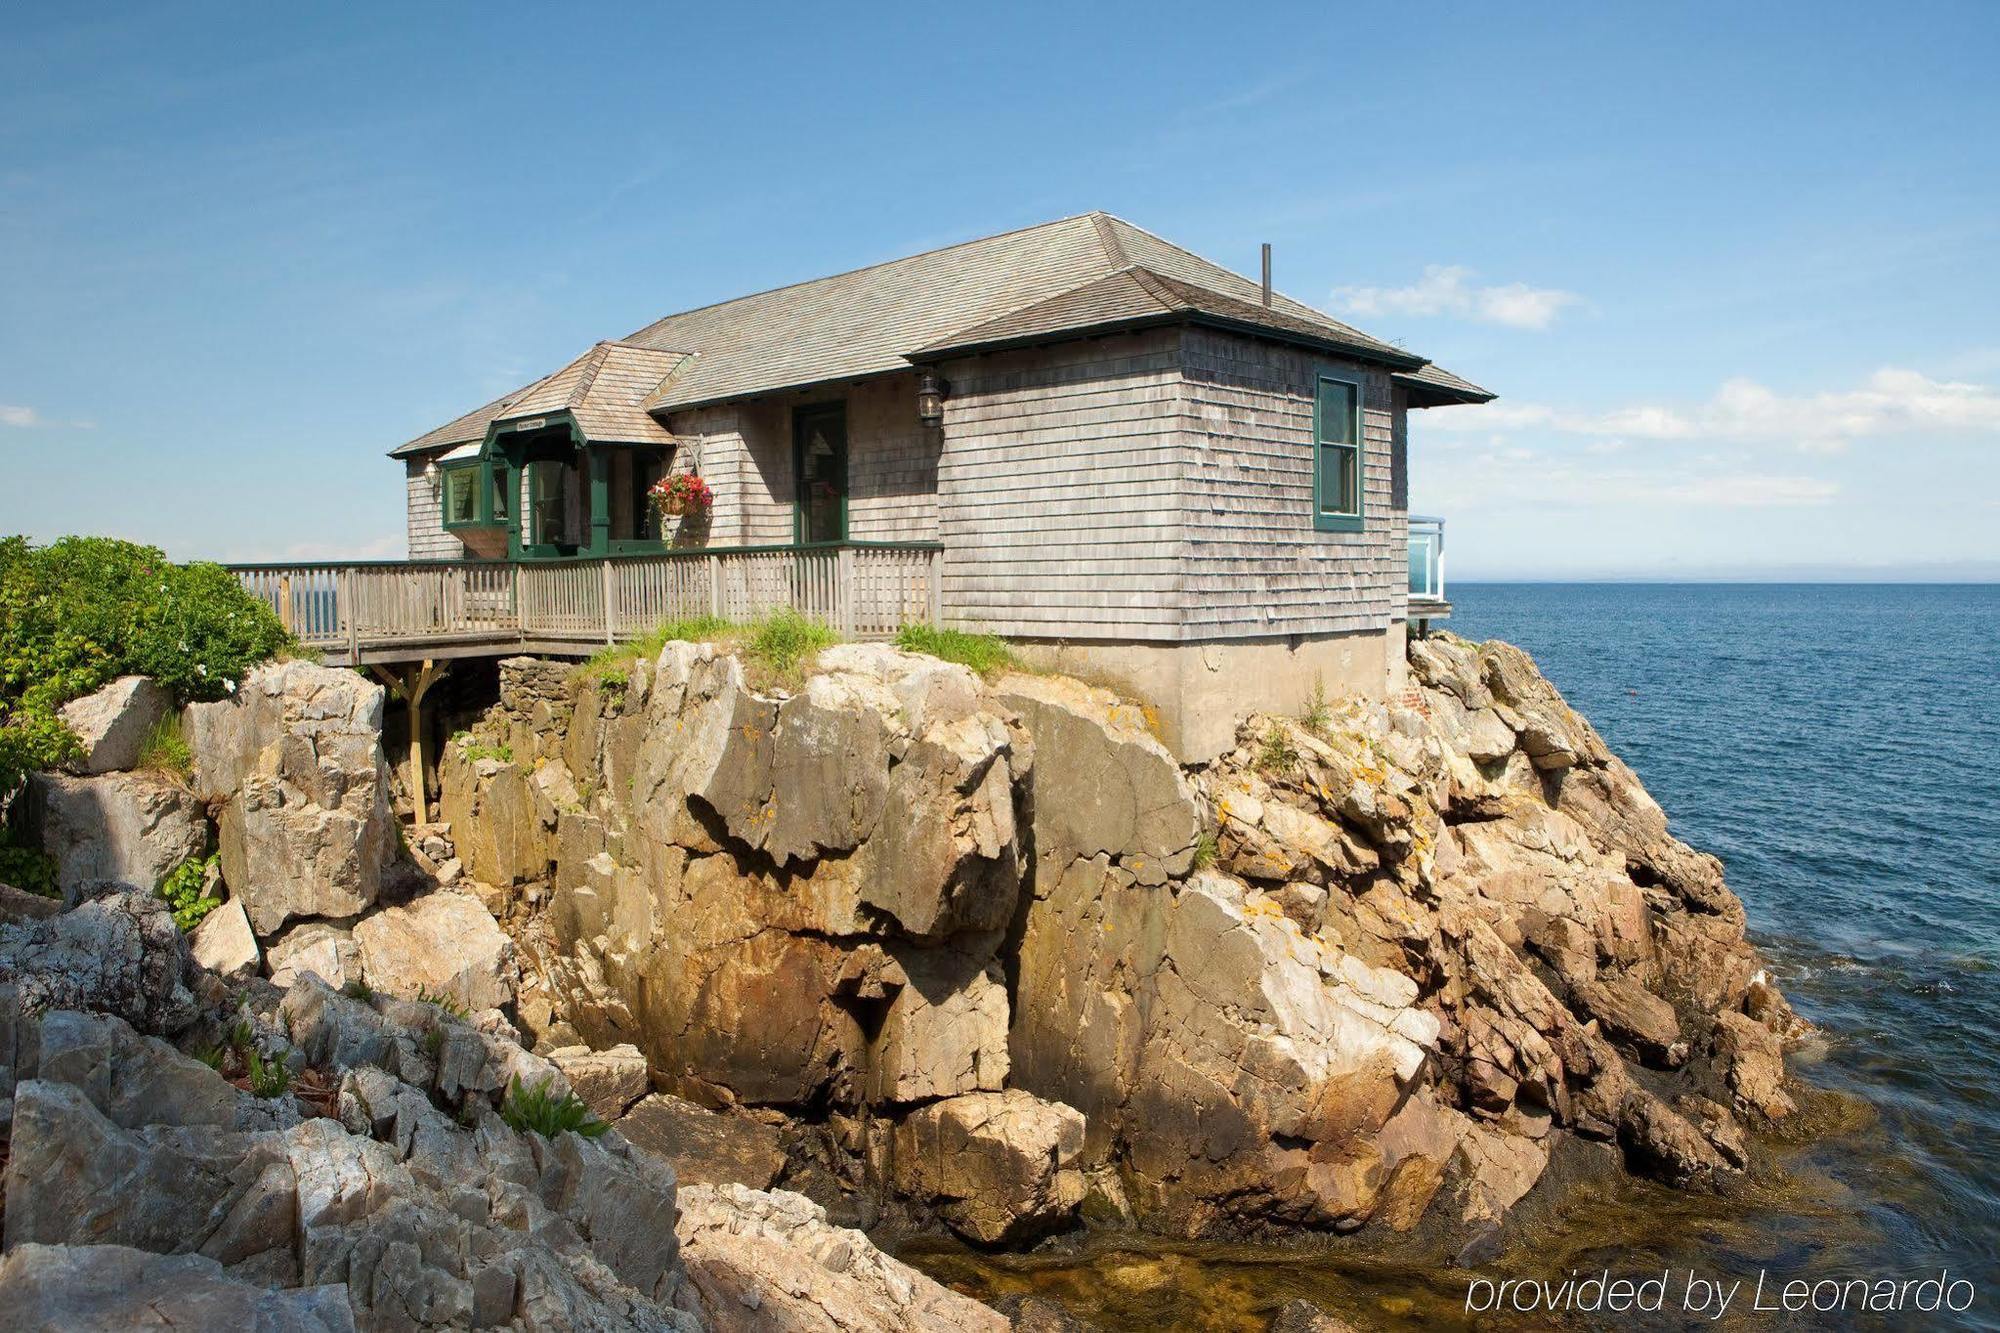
[1,661,1005,1332]
[438,632,1805,1254]
[0,633,1806,1329]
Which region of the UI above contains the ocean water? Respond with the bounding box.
[1447,582,2000,1322]
[911,583,2000,1329]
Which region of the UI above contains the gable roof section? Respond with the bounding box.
[1393,361,1497,406]
[910,263,1429,368]
[395,342,686,456]
[395,212,1490,455]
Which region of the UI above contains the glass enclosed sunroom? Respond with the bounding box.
[435,412,676,560]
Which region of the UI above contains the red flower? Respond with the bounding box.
[649,472,713,511]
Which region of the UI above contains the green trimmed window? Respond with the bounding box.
[1313,374,1364,532]
[441,463,480,528]
[489,462,512,523]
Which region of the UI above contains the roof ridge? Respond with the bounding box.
[1099,215,1393,346]
[1121,264,1191,312]
[621,211,1106,344]
[1091,213,1129,270]
[565,342,614,411]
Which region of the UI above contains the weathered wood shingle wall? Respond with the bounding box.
[936,329,1187,639]
[845,375,941,543]
[930,326,1408,643]
[405,458,462,560]
[1176,328,1407,638]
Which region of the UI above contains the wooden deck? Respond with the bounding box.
[229,542,943,666]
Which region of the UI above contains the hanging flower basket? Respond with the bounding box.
[650,472,713,518]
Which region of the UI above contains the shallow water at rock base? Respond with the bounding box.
[902,1086,1897,1330]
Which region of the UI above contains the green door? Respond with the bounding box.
[793,404,847,544]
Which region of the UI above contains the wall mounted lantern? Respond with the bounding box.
[916,371,949,426]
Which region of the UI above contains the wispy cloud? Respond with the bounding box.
[1331,264,1581,330]
[1425,367,2000,453]
[1423,443,1838,513]
[1,404,95,430]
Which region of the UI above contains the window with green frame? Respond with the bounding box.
[488,461,511,524]
[1313,374,1364,532]
[441,463,480,528]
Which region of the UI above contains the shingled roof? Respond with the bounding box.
[394,212,1489,456]
[396,342,687,456]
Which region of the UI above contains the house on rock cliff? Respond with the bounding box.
[254,214,1492,760]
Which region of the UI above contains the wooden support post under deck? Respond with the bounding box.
[371,659,445,824]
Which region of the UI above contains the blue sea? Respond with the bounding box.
[1450,583,2000,1323]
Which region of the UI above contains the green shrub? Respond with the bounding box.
[744,608,839,675]
[0,536,293,798]
[893,624,1019,675]
[156,853,221,931]
[136,714,193,778]
[0,833,58,898]
[501,1075,609,1139]
[341,978,375,1002]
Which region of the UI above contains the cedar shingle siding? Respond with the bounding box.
[1178,328,1408,639]
[405,459,461,560]
[922,327,1411,643]
[936,330,1186,637]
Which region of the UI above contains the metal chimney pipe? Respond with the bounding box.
[1261,243,1272,307]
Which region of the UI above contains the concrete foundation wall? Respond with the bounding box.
[1013,624,1408,762]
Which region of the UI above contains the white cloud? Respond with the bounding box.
[1331,265,1581,330]
[1423,367,2000,452]
[1,405,42,428]
[1421,442,1838,514]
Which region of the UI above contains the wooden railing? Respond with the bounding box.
[228,543,943,663]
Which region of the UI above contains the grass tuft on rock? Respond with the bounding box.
[893,624,1020,675]
[136,714,193,779]
[1256,723,1300,774]
[501,1075,609,1140]
[743,608,839,676]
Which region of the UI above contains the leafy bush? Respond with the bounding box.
[744,608,839,675]
[501,1075,609,1139]
[893,624,1019,675]
[0,536,293,798]
[0,833,58,898]
[156,853,221,931]
[136,714,193,778]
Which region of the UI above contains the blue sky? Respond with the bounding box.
[3,2,1997,578]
